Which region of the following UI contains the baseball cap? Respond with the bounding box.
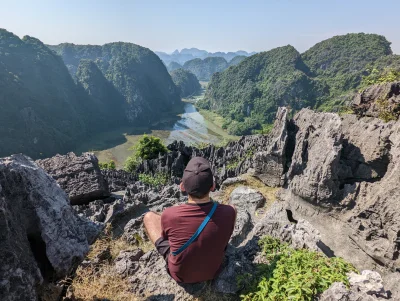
[182,157,214,197]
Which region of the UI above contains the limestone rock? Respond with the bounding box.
[352,82,400,119]
[37,152,109,205]
[114,249,144,277]
[252,107,288,186]
[229,186,265,246]
[0,155,89,301]
[348,270,385,295]
[286,109,343,204]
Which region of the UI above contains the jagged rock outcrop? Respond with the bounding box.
[37,152,109,205]
[352,82,400,119]
[278,108,400,298]
[0,155,90,301]
[119,108,289,189]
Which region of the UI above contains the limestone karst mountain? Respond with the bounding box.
[201,33,397,135]
[0,29,181,158]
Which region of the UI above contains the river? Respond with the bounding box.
[75,102,236,168]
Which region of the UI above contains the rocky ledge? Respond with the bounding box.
[1,105,399,300]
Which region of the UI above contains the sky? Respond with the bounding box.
[1,0,399,54]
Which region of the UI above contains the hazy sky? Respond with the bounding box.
[1,0,399,54]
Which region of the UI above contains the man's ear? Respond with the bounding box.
[210,182,216,192]
[180,182,186,192]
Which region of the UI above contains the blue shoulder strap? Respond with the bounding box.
[172,202,218,256]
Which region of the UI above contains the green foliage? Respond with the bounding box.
[226,159,240,171]
[98,160,116,170]
[170,68,201,97]
[204,33,395,131]
[239,236,357,301]
[376,98,400,122]
[49,41,181,124]
[229,55,247,67]
[183,57,229,81]
[124,156,141,173]
[133,135,168,160]
[360,68,400,89]
[138,173,169,187]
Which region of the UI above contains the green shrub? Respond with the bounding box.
[124,156,141,173]
[360,68,400,90]
[138,173,169,187]
[98,160,116,170]
[377,98,400,122]
[134,134,168,160]
[124,135,168,173]
[239,236,357,301]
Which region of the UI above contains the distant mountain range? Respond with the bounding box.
[156,48,256,65]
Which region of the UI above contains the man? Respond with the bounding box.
[143,157,236,284]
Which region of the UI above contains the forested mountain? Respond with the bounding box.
[170,69,201,97]
[0,29,92,158]
[75,59,127,125]
[228,55,247,66]
[183,57,229,81]
[200,46,325,134]
[167,61,182,72]
[0,29,181,158]
[156,48,255,65]
[202,33,397,135]
[49,42,181,123]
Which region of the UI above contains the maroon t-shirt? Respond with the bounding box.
[161,201,236,283]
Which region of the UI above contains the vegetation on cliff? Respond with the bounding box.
[0,29,91,158]
[183,56,229,81]
[240,236,356,301]
[170,68,201,97]
[202,33,397,134]
[200,45,324,135]
[49,42,181,124]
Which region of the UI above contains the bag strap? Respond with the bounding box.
[172,202,218,256]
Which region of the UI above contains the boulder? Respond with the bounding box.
[37,152,109,205]
[0,155,89,301]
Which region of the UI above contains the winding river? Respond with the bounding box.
[76,103,235,168]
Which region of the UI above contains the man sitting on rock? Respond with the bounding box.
[144,157,237,283]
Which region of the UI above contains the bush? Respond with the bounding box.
[360,68,400,90]
[124,156,140,173]
[138,173,169,187]
[239,236,357,301]
[134,134,168,160]
[98,160,116,170]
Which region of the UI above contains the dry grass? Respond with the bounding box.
[220,174,279,206]
[71,265,137,301]
[68,224,153,301]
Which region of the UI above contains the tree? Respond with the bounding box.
[133,135,168,160]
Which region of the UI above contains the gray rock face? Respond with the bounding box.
[286,109,343,204]
[252,107,288,186]
[352,82,400,119]
[0,155,89,301]
[229,186,265,246]
[277,108,400,299]
[37,152,109,205]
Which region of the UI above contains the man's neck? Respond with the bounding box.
[187,195,211,204]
